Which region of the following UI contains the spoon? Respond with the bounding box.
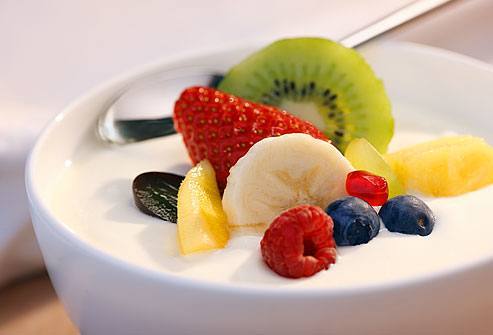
[98,0,452,144]
[98,70,224,144]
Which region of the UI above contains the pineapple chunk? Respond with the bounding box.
[177,160,229,254]
[385,136,493,196]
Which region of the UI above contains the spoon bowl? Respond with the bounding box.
[98,68,223,144]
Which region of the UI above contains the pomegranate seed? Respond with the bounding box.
[346,170,388,206]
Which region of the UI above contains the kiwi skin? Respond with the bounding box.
[218,37,393,153]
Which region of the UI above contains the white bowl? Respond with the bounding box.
[26,42,493,335]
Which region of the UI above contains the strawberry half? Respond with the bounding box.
[173,86,329,189]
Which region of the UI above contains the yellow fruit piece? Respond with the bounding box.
[385,136,493,196]
[177,160,230,255]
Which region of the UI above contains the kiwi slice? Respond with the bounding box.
[218,38,393,153]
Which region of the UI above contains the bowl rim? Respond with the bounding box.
[26,41,493,298]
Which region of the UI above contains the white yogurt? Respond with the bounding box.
[50,111,493,289]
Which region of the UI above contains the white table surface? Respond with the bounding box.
[0,0,492,287]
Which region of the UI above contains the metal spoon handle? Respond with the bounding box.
[339,0,452,47]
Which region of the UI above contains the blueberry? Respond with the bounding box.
[326,196,381,246]
[379,195,435,236]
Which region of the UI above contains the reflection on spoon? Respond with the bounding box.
[98,71,223,144]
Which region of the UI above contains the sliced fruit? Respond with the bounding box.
[345,138,405,198]
[173,86,328,190]
[132,172,184,223]
[177,160,229,255]
[218,37,394,153]
[385,135,493,196]
[222,133,354,228]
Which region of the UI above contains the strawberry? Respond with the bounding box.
[173,86,329,189]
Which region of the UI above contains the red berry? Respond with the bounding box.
[173,87,328,190]
[260,205,337,279]
[346,170,388,206]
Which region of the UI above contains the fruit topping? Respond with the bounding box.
[222,133,354,228]
[132,172,184,223]
[325,196,381,246]
[177,160,230,255]
[173,86,328,190]
[385,135,493,196]
[378,195,435,236]
[260,205,337,278]
[218,37,394,153]
[346,170,388,206]
[345,138,405,198]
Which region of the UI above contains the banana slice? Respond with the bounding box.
[222,133,354,228]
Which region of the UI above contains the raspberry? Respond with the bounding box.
[260,205,337,278]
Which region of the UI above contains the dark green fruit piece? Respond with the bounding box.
[218,37,393,153]
[132,172,184,223]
